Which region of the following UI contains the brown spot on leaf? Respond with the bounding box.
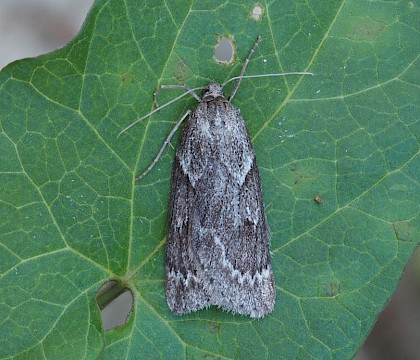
[251,4,264,21]
[348,18,385,40]
[173,60,191,83]
[314,195,323,204]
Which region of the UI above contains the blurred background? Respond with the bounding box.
[1,1,419,358]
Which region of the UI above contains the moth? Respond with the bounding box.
[119,36,312,318]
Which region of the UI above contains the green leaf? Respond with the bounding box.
[1,0,419,359]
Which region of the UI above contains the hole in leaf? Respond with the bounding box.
[214,37,235,64]
[96,280,134,330]
[252,4,264,21]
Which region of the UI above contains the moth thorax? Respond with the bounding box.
[202,81,225,101]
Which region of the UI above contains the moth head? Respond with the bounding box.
[202,81,225,100]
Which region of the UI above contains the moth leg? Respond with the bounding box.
[154,84,201,109]
[228,35,262,101]
[135,110,191,180]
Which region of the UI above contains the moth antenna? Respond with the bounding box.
[228,35,261,101]
[223,71,314,88]
[225,36,314,100]
[117,86,204,137]
[154,84,201,109]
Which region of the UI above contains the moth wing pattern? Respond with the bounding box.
[165,93,275,318]
[165,158,211,313]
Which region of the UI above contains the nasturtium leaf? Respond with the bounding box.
[0,0,419,359]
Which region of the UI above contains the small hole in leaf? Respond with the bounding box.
[214,37,235,64]
[252,4,264,21]
[97,280,134,330]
